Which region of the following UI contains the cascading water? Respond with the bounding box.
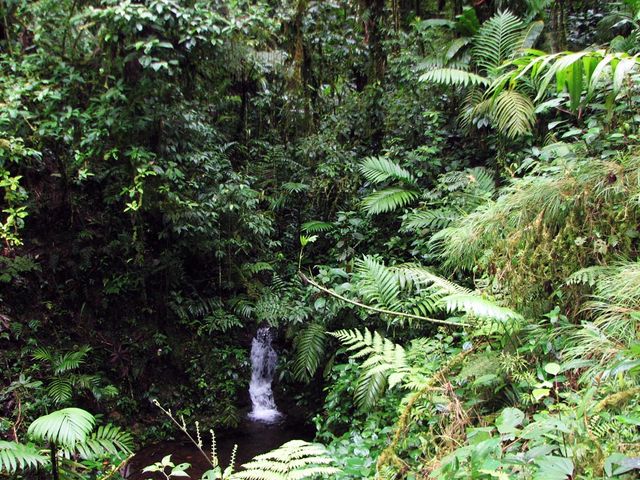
[248,326,282,422]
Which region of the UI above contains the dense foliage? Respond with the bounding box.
[1,0,639,479]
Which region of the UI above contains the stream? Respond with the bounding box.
[125,327,313,479]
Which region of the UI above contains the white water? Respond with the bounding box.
[248,327,282,423]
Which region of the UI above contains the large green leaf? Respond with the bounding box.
[28,408,95,447]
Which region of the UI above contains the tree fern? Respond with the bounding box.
[361,187,419,215]
[0,441,47,472]
[359,157,416,185]
[293,323,327,382]
[231,440,340,480]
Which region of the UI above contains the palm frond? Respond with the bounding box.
[0,441,48,473]
[472,10,524,73]
[419,68,490,87]
[301,221,334,233]
[53,347,91,374]
[28,408,95,447]
[47,378,73,404]
[492,89,535,138]
[354,256,402,311]
[361,187,420,215]
[293,323,327,382]
[73,424,133,459]
[359,157,416,185]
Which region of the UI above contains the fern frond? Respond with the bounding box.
[0,441,48,473]
[419,68,490,87]
[231,440,340,480]
[293,323,326,382]
[330,329,408,408]
[359,157,416,185]
[566,266,614,287]
[394,265,471,296]
[361,187,419,215]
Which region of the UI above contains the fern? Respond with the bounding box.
[566,266,613,287]
[293,323,327,382]
[331,329,408,408]
[0,441,48,473]
[359,157,416,185]
[361,187,419,215]
[231,440,340,480]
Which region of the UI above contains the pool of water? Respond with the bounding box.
[125,416,315,480]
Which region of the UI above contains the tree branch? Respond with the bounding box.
[299,271,470,328]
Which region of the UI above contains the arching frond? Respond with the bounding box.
[301,221,334,233]
[442,294,523,323]
[231,440,340,480]
[28,408,95,447]
[359,157,416,185]
[53,347,91,374]
[419,68,490,87]
[402,208,458,231]
[361,187,420,215]
[293,323,327,382]
[0,441,48,473]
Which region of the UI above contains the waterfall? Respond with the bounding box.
[248,326,282,422]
